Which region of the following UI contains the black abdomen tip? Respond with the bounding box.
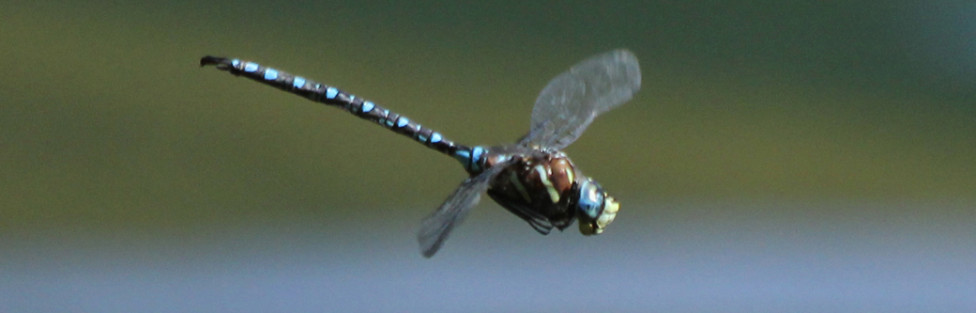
[200,55,231,68]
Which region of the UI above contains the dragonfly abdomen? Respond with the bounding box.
[200,56,476,166]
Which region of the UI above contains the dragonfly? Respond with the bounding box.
[200,49,641,257]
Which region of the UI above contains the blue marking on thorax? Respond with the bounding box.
[474,146,485,160]
[361,101,374,113]
[471,146,485,172]
[397,117,409,128]
[264,69,278,80]
[292,77,305,89]
[243,62,259,73]
[326,87,338,99]
[453,146,487,172]
[453,149,471,165]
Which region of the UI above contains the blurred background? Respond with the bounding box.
[1,1,973,312]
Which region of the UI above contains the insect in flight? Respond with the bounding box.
[200,49,641,257]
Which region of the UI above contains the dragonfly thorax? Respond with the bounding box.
[478,148,618,235]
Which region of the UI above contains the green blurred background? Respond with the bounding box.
[1,1,973,312]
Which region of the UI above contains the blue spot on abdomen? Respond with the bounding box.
[264,69,278,80]
[243,62,259,72]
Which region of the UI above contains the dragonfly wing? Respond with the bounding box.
[520,49,641,150]
[417,163,509,258]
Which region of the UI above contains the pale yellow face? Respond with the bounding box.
[595,196,619,233]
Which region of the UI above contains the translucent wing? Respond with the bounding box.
[519,49,641,150]
[418,163,510,258]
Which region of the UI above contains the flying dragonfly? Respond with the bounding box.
[200,49,641,257]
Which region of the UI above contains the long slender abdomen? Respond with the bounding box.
[200,56,481,169]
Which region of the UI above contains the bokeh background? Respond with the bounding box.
[2,1,973,312]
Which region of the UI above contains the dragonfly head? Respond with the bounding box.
[574,178,619,235]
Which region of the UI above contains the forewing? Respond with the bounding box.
[520,49,641,150]
[417,164,509,258]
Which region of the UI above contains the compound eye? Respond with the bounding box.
[576,179,605,219]
[576,178,619,235]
